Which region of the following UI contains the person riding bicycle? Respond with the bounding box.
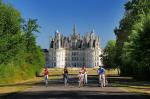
[80,66,88,85]
[44,67,49,87]
[78,71,84,88]
[63,66,68,86]
[97,66,106,88]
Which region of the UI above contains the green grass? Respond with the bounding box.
[120,86,150,95]
[0,63,37,84]
[0,77,39,97]
[112,81,150,95]
[40,68,118,76]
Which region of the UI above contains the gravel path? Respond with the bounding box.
[8,75,150,99]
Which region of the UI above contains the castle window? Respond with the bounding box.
[76,57,78,61]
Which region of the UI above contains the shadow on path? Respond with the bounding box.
[8,90,150,99]
[1,75,150,99]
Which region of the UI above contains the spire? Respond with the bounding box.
[90,29,95,40]
[49,36,52,44]
[73,24,77,35]
[91,29,95,33]
[55,29,59,33]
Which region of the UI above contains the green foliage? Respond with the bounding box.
[114,0,150,80]
[102,40,117,70]
[21,18,45,76]
[22,18,40,52]
[0,1,45,84]
[131,15,150,79]
[0,2,23,64]
[114,0,150,68]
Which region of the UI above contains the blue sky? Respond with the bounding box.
[4,0,126,48]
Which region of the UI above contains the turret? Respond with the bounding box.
[55,30,61,49]
[89,39,93,48]
[90,29,95,40]
[73,24,77,36]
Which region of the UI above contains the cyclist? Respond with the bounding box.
[63,66,68,87]
[44,67,49,87]
[97,66,105,88]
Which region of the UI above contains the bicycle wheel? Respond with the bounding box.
[45,76,48,87]
[100,78,104,88]
[64,77,67,86]
[99,75,104,88]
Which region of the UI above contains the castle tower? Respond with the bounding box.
[55,30,61,49]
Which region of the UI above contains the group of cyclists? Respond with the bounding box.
[44,66,107,88]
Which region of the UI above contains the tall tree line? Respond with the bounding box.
[103,0,150,80]
[0,1,45,83]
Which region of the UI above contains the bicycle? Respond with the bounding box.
[44,75,48,87]
[63,74,68,87]
[83,73,88,85]
[99,74,105,88]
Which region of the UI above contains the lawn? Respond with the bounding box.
[40,68,118,76]
[122,86,150,94]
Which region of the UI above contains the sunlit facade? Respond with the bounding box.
[47,26,102,68]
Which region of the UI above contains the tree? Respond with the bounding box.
[22,18,45,75]
[102,40,117,71]
[0,1,45,83]
[0,1,23,64]
[129,14,150,79]
[22,18,40,52]
[114,0,150,75]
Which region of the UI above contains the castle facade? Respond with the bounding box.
[47,26,102,68]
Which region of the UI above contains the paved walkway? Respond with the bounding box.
[8,75,150,99]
